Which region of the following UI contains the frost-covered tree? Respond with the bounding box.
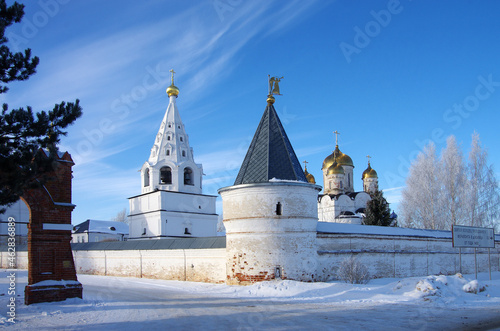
[400,143,442,229]
[112,208,128,224]
[363,189,391,226]
[401,133,500,231]
[439,135,467,228]
[465,132,500,230]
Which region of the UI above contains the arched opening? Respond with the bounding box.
[143,168,150,187]
[184,168,193,185]
[160,166,172,184]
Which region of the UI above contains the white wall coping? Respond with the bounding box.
[317,222,500,241]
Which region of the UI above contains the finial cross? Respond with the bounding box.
[169,69,176,85]
[366,155,371,164]
[303,160,309,170]
[333,130,340,146]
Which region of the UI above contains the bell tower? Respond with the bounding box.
[128,71,217,239]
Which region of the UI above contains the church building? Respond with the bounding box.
[312,132,379,225]
[127,71,218,239]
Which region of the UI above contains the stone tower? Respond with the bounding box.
[128,71,218,239]
[219,87,321,285]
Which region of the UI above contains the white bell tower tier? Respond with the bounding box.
[128,70,217,239]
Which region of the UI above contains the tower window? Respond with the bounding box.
[184,168,193,185]
[180,136,183,142]
[184,227,191,235]
[160,166,172,184]
[167,136,171,141]
[182,150,186,157]
[143,168,150,187]
[166,149,170,156]
[276,202,282,215]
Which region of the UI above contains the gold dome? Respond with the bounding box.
[322,145,354,169]
[327,161,344,175]
[304,168,316,184]
[166,84,179,97]
[267,95,275,104]
[362,163,378,179]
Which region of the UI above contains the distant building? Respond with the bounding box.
[316,134,379,225]
[72,220,129,243]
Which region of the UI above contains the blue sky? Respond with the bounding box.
[2,0,500,223]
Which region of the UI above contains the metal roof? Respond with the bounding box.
[234,103,307,185]
[70,236,226,251]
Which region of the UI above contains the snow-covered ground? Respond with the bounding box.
[1,270,500,330]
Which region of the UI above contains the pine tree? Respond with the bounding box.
[363,189,391,226]
[0,0,82,213]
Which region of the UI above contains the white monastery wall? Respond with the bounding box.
[2,227,498,284]
[315,230,500,281]
[71,248,226,283]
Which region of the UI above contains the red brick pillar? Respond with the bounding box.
[24,151,83,305]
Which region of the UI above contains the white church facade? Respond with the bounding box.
[306,132,380,225]
[127,72,218,239]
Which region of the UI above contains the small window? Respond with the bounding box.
[178,125,181,129]
[182,150,186,157]
[167,136,171,141]
[109,226,116,231]
[180,136,183,142]
[142,228,146,235]
[168,123,172,128]
[276,202,282,215]
[166,149,170,156]
[184,228,191,235]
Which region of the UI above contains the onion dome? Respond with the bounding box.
[327,161,344,175]
[304,167,316,184]
[166,84,179,97]
[322,145,354,169]
[362,162,378,180]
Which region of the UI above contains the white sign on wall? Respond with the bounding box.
[452,225,495,248]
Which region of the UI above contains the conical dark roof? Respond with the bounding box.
[234,103,307,185]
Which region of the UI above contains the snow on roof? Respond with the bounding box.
[317,222,500,241]
[73,219,129,235]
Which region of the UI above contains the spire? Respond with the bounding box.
[234,101,307,185]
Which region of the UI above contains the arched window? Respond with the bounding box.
[180,136,183,142]
[166,149,170,156]
[160,166,172,184]
[143,168,150,187]
[184,168,193,185]
[182,150,186,157]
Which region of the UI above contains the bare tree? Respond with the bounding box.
[112,208,128,224]
[439,135,467,228]
[401,143,442,229]
[400,133,500,231]
[466,132,500,230]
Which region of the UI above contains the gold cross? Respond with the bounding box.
[169,69,176,85]
[303,160,309,170]
[367,155,371,164]
[333,130,340,146]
